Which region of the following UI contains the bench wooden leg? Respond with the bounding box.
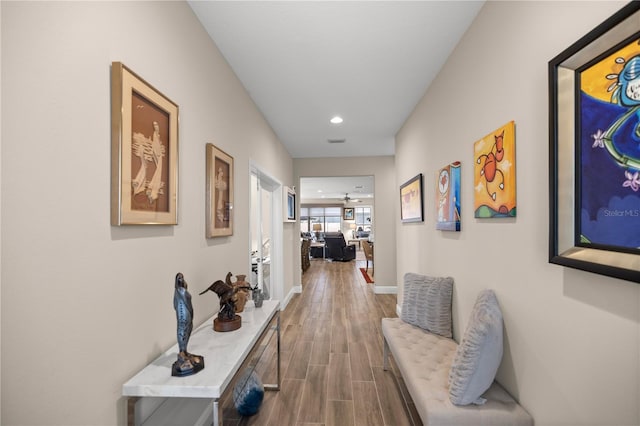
[383,337,390,371]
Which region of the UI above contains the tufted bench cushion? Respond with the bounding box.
[382,317,532,425]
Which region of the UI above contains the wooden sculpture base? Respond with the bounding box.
[214,315,241,332]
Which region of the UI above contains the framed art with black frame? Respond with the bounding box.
[284,186,296,222]
[400,173,424,223]
[343,207,354,221]
[549,2,640,283]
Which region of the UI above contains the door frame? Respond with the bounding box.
[249,161,284,305]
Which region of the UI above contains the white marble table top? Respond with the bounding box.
[123,300,279,399]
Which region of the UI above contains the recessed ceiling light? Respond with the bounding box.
[330,116,343,124]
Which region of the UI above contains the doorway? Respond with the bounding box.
[249,164,284,304]
[298,176,374,240]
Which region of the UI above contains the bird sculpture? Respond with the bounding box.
[199,272,253,321]
[172,272,204,376]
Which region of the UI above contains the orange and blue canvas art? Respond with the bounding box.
[436,161,461,231]
[579,37,640,252]
[474,121,516,218]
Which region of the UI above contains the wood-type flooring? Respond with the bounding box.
[220,254,422,425]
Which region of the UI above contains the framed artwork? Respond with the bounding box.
[111,62,178,225]
[343,207,354,221]
[473,121,517,218]
[400,173,424,223]
[549,2,640,283]
[284,186,296,222]
[206,143,234,237]
[436,161,461,231]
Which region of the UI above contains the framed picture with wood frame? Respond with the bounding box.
[110,62,178,225]
[206,143,234,237]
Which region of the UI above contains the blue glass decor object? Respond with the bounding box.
[233,369,264,416]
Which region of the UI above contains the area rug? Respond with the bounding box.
[360,268,374,284]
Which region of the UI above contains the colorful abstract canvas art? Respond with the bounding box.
[436,161,461,231]
[474,121,516,218]
[578,37,640,252]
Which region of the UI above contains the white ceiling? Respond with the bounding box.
[189,1,484,159]
[299,175,374,202]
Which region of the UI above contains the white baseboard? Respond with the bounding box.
[281,285,302,310]
[396,304,402,317]
[373,285,397,294]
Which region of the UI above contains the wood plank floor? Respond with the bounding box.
[221,253,423,426]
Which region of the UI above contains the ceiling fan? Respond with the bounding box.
[342,193,361,203]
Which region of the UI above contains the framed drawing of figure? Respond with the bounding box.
[206,143,234,237]
[111,62,178,225]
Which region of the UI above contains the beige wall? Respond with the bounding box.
[294,157,396,292]
[1,2,293,425]
[0,2,3,419]
[396,1,639,425]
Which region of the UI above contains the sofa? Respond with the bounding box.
[382,273,533,425]
[323,232,356,261]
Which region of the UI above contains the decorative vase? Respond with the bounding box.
[234,274,250,312]
[253,288,264,308]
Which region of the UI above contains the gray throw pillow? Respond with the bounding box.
[448,289,503,406]
[400,273,453,338]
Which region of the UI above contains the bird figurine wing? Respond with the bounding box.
[199,280,233,302]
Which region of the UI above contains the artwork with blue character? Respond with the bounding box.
[579,36,640,252]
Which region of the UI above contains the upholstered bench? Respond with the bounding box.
[382,274,533,425]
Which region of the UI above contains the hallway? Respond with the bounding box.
[221,257,420,425]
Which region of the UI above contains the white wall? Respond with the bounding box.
[0,2,293,425]
[395,1,639,425]
[294,156,396,292]
[0,2,3,420]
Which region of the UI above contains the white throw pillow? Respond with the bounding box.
[400,273,453,338]
[448,289,503,405]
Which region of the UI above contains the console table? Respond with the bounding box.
[123,300,280,426]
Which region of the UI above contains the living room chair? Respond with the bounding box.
[323,233,356,262]
[362,240,374,275]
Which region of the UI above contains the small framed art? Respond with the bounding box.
[206,143,234,238]
[400,173,424,223]
[111,62,178,225]
[284,186,296,222]
[343,207,354,221]
[436,161,461,231]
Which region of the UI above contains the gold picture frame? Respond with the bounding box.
[111,62,178,225]
[206,143,234,238]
